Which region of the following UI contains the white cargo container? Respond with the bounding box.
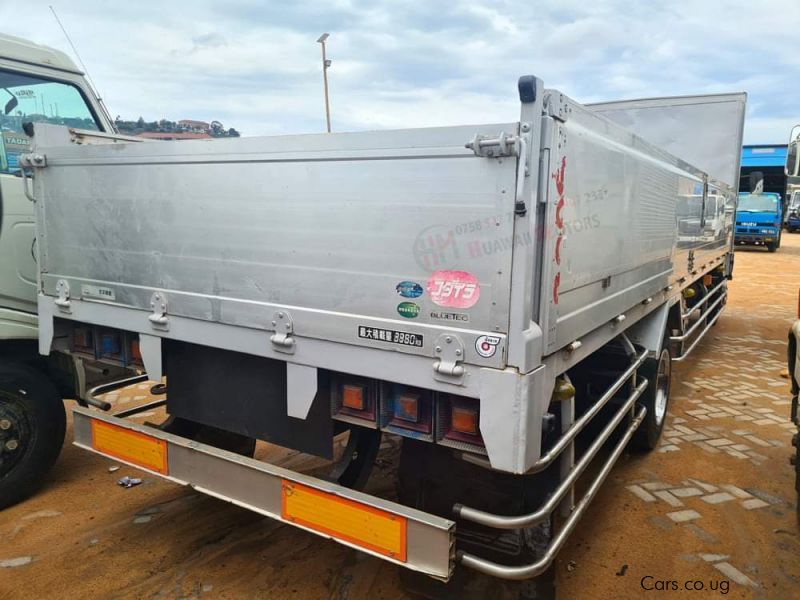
[28,76,745,593]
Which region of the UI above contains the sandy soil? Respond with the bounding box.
[1,236,798,600]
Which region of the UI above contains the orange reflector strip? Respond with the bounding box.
[281,481,407,562]
[91,420,168,475]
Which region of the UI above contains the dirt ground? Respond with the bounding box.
[1,236,798,600]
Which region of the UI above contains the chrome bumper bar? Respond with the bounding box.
[454,377,647,530]
[458,405,647,580]
[671,281,727,362]
[526,349,648,474]
[72,405,455,580]
[453,341,650,579]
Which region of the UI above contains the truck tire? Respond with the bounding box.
[397,440,556,600]
[630,345,671,451]
[0,363,66,509]
[767,242,778,252]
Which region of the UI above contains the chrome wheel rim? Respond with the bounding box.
[653,349,670,426]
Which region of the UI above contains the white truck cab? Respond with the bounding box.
[0,33,117,509]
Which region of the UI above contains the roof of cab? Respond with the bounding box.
[0,32,82,75]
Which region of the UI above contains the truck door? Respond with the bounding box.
[0,67,101,316]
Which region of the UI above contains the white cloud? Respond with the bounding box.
[1,0,797,143]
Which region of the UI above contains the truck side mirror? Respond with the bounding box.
[749,171,763,194]
[3,95,17,115]
[786,125,800,178]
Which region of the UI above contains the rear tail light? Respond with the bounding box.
[331,377,377,428]
[72,326,95,355]
[342,384,366,411]
[98,329,124,362]
[380,384,434,441]
[437,394,485,454]
[127,335,143,367]
[451,405,479,435]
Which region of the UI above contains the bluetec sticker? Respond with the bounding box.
[396,281,424,298]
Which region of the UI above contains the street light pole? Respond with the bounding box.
[317,33,331,133]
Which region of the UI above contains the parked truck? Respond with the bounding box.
[784,126,800,517]
[785,131,800,233]
[785,188,800,232]
[24,81,745,597]
[734,191,783,251]
[0,33,126,509]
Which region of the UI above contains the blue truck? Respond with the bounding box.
[735,192,783,251]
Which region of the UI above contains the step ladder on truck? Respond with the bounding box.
[27,77,745,596]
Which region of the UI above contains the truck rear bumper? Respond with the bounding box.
[72,353,648,583]
[72,405,455,580]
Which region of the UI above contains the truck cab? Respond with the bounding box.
[0,33,117,509]
[734,191,783,251]
[1,34,112,321]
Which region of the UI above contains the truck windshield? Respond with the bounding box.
[737,194,779,212]
[0,68,99,173]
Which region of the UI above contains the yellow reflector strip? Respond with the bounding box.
[91,420,168,475]
[281,481,407,562]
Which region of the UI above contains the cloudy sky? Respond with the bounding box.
[3,1,798,143]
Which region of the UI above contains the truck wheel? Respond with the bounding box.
[397,440,556,599]
[0,363,66,510]
[767,242,778,252]
[630,345,671,451]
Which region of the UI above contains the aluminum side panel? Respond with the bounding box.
[35,125,520,366]
[539,100,734,353]
[588,93,746,191]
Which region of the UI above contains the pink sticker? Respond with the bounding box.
[427,270,480,309]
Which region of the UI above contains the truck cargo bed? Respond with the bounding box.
[30,78,745,474]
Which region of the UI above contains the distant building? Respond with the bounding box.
[136,131,212,140]
[178,119,210,133]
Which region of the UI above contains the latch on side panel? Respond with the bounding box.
[432,334,465,384]
[55,279,71,313]
[270,310,295,354]
[465,132,521,158]
[148,292,169,330]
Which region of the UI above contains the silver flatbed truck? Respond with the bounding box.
[27,78,745,597]
[0,33,125,510]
